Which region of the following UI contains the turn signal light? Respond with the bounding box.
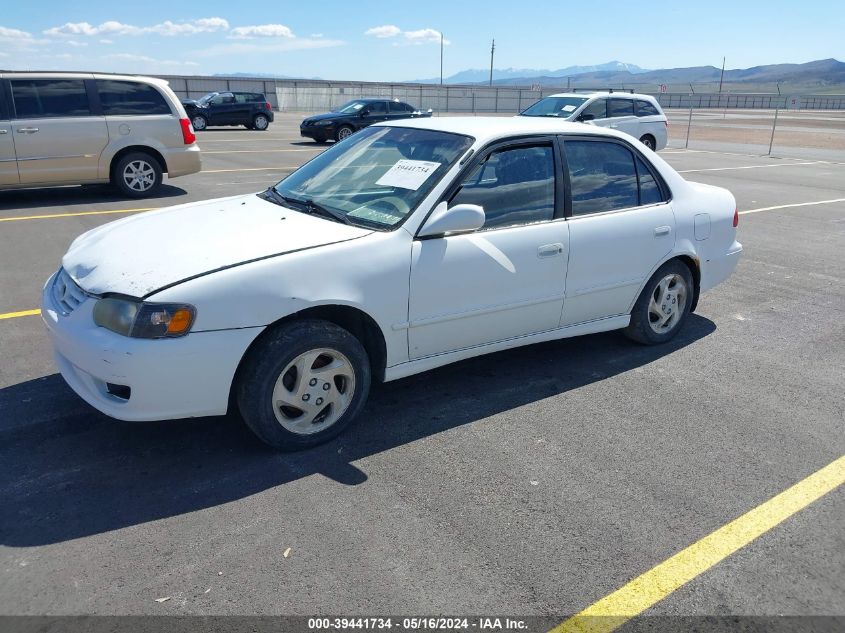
[166,308,194,335]
[180,118,196,145]
[733,207,739,227]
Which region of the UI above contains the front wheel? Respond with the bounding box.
[252,114,270,131]
[236,320,371,450]
[335,125,354,142]
[624,260,693,345]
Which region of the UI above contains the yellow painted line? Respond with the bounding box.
[739,197,845,215]
[0,309,40,320]
[550,454,845,633]
[0,207,155,222]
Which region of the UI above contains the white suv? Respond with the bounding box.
[0,72,201,197]
[520,92,668,150]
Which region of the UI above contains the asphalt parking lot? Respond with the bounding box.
[1,114,843,627]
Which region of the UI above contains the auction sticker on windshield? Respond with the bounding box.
[376,160,441,190]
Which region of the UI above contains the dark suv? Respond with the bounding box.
[182,91,274,131]
[300,98,432,142]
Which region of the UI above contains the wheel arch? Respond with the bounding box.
[629,252,702,314]
[110,145,168,176]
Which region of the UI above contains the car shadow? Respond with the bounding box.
[0,184,188,211]
[0,316,715,547]
[290,140,332,147]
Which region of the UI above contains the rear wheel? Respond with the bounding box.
[112,152,162,198]
[236,320,371,450]
[191,114,207,131]
[624,260,693,344]
[252,114,270,131]
[640,134,656,150]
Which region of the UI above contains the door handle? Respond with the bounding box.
[0,129,8,135]
[654,225,671,236]
[538,243,564,258]
[17,127,39,134]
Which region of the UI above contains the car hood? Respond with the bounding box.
[62,194,372,297]
[303,112,347,124]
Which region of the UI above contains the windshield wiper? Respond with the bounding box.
[262,188,352,225]
[259,186,290,207]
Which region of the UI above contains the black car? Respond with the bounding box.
[182,91,275,131]
[300,98,433,142]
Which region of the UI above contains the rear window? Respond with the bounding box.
[235,93,265,103]
[636,100,660,117]
[11,79,91,118]
[97,80,171,116]
[608,99,635,117]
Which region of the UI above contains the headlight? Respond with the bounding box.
[93,298,196,339]
[314,119,333,126]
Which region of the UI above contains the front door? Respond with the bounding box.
[560,138,675,326]
[9,78,108,184]
[408,142,569,359]
[0,83,19,185]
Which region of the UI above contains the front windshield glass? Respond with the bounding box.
[273,126,473,229]
[197,92,218,105]
[520,96,588,118]
[335,100,367,114]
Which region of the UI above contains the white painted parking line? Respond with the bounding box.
[678,162,819,173]
[201,167,295,173]
[201,149,324,154]
[739,197,845,215]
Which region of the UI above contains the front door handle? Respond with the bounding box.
[538,243,564,258]
[654,225,671,236]
[0,129,8,135]
[17,127,39,134]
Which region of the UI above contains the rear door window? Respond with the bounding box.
[608,98,635,117]
[636,156,665,205]
[97,80,171,115]
[565,140,639,215]
[11,79,91,118]
[636,100,660,117]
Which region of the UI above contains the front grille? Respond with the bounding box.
[52,268,88,315]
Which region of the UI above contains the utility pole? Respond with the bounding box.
[489,39,495,86]
[718,56,725,94]
[440,32,444,85]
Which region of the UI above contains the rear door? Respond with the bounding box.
[361,101,389,126]
[9,78,109,184]
[207,92,236,124]
[607,98,641,140]
[232,93,257,124]
[0,80,20,185]
[387,101,414,122]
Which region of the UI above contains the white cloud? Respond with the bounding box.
[364,25,447,45]
[365,25,401,38]
[99,39,113,44]
[0,26,33,40]
[66,40,88,47]
[44,18,229,37]
[228,24,294,39]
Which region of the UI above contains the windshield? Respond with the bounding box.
[272,126,473,229]
[520,96,588,118]
[197,92,219,105]
[335,100,367,114]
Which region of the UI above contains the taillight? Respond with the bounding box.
[265,102,271,110]
[179,118,196,145]
[733,207,739,227]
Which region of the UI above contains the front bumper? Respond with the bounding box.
[41,272,263,421]
[300,124,333,140]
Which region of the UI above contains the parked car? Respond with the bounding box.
[182,91,274,131]
[300,98,433,142]
[42,117,741,450]
[0,72,200,197]
[520,92,669,150]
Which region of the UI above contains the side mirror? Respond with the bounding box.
[418,202,485,237]
[578,113,595,122]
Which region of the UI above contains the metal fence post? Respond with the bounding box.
[472,93,475,114]
[685,103,693,149]
[768,108,779,156]
[494,88,499,113]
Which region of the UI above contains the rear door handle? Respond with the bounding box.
[17,127,39,134]
[538,243,564,258]
[654,225,671,236]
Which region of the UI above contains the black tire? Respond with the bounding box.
[111,152,162,198]
[624,259,694,345]
[640,134,656,150]
[236,319,371,450]
[190,114,208,131]
[335,125,354,142]
[252,114,270,131]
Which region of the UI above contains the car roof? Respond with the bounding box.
[375,115,641,145]
[544,91,658,101]
[0,71,172,89]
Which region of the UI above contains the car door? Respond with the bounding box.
[232,93,255,124]
[606,98,641,139]
[0,80,19,185]
[9,78,109,184]
[387,101,413,122]
[560,137,674,326]
[208,92,235,125]
[576,98,608,125]
[361,101,389,127]
[408,139,570,359]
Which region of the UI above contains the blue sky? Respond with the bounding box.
[1,1,842,81]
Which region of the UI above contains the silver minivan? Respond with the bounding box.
[0,72,201,198]
[520,91,669,151]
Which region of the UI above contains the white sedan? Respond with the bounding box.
[42,117,742,450]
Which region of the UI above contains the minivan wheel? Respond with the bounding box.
[640,134,656,150]
[236,319,371,450]
[252,114,269,130]
[191,115,208,131]
[624,260,693,345]
[112,152,162,198]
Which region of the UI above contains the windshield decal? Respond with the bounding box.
[562,105,577,112]
[375,159,441,191]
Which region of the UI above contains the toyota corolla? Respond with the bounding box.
[42,117,742,450]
